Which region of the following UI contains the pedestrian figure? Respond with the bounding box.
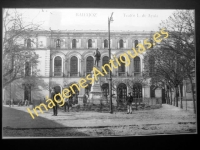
[83,93,88,106]
[126,92,133,114]
[51,88,58,116]
[64,98,70,112]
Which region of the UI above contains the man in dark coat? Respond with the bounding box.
[51,88,58,116]
[126,92,133,114]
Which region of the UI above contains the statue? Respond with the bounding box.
[94,48,101,67]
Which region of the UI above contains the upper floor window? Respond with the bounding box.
[54,56,62,76]
[88,39,92,48]
[104,39,108,48]
[149,57,155,76]
[135,40,138,48]
[118,56,126,76]
[86,56,94,75]
[70,56,78,77]
[56,39,61,49]
[134,56,141,75]
[72,39,76,49]
[119,39,123,48]
[25,62,31,76]
[27,39,31,48]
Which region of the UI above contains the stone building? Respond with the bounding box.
[4,30,194,105]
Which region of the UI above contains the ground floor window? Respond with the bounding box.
[117,83,127,103]
[132,83,142,102]
[101,83,109,99]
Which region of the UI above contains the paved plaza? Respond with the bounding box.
[2,103,196,137]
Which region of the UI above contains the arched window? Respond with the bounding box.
[25,62,31,76]
[135,40,138,48]
[150,85,156,98]
[104,39,108,48]
[101,83,109,99]
[132,83,142,103]
[88,39,92,48]
[56,39,61,48]
[149,57,155,76]
[70,56,78,77]
[119,39,123,48]
[102,56,109,74]
[117,83,127,103]
[134,56,140,76]
[72,39,76,49]
[86,56,94,75]
[27,39,31,48]
[54,56,62,76]
[118,56,125,76]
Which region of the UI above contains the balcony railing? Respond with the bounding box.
[70,72,80,77]
[51,72,64,77]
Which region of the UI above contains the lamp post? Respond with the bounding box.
[108,12,114,114]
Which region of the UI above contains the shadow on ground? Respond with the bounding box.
[2,106,88,137]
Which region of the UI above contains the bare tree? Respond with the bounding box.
[158,10,196,113]
[3,9,42,88]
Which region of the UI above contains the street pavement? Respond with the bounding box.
[3,104,196,129]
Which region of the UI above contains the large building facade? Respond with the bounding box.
[4,30,194,104]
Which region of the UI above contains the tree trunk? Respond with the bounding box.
[170,88,173,105]
[175,86,179,107]
[173,88,176,106]
[179,83,183,109]
[189,76,196,114]
[167,89,170,104]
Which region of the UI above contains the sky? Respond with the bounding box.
[7,8,177,31]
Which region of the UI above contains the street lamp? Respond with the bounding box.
[108,12,114,114]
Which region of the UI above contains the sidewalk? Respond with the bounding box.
[3,104,196,129]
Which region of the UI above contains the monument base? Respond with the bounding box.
[88,65,104,105]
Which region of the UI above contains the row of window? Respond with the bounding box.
[25,38,154,49]
[53,55,142,77]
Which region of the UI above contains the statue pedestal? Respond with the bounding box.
[88,66,103,105]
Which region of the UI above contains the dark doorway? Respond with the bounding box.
[150,85,156,98]
[162,88,166,104]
